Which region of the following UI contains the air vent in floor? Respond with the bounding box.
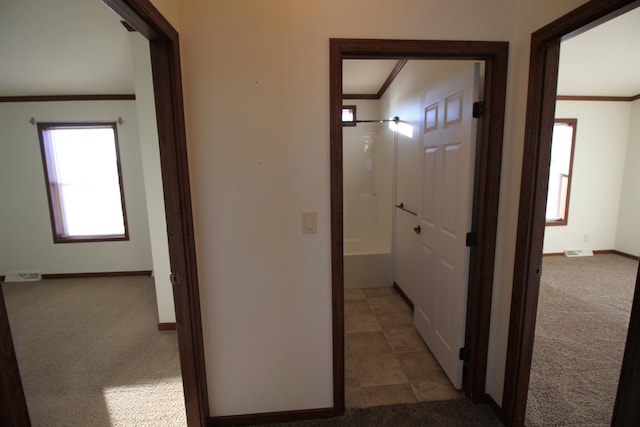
[564,249,594,257]
[4,271,42,282]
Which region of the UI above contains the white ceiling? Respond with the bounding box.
[0,1,638,98]
[343,60,398,95]
[343,7,640,97]
[0,0,134,96]
[557,6,640,97]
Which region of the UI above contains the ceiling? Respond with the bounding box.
[0,1,638,98]
[557,6,640,97]
[343,7,640,98]
[0,0,134,96]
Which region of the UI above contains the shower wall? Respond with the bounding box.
[343,100,394,248]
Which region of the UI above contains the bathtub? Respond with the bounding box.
[343,239,393,289]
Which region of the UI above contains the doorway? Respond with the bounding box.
[503,0,640,426]
[330,38,509,412]
[0,0,208,425]
[342,60,481,407]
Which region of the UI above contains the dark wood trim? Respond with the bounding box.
[139,5,211,427]
[342,93,378,100]
[343,59,407,100]
[0,283,31,427]
[542,252,564,257]
[158,322,177,331]
[612,267,640,425]
[0,95,135,102]
[0,1,210,426]
[484,393,505,423]
[557,95,635,102]
[393,282,414,311]
[331,38,509,412]
[543,250,640,260]
[329,39,346,417]
[504,1,640,426]
[612,250,640,261]
[632,93,640,101]
[121,20,136,32]
[210,407,336,426]
[40,270,152,279]
[376,59,408,98]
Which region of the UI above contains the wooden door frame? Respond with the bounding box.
[330,38,509,412]
[0,1,209,426]
[502,0,640,425]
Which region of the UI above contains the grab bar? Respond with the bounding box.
[395,203,417,216]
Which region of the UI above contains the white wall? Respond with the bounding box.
[0,101,153,275]
[616,99,640,256]
[543,100,632,253]
[147,0,596,416]
[130,32,175,324]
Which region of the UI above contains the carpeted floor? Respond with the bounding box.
[262,399,502,427]
[2,276,186,426]
[525,254,638,427]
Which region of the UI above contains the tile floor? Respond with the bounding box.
[345,286,464,408]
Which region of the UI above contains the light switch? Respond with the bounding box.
[302,211,317,234]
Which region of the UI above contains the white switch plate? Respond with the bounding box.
[302,211,317,234]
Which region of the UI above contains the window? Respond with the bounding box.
[38,122,129,242]
[546,118,577,226]
[342,105,357,126]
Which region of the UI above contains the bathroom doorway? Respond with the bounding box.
[330,38,509,412]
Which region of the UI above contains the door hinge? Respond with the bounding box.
[472,101,485,118]
[465,232,477,247]
[170,272,178,286]
[459,347,471,361]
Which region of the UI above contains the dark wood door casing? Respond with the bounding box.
[0,0,210,426]
[503,0,640,426]
[330,38,509,413]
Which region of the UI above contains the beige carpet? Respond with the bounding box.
[2,276,187,426]
[525,254,638,427]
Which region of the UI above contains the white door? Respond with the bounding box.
[413,63,480,389]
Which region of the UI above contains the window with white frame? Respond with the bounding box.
[38,122,129,242]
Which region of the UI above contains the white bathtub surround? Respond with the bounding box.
[344,239,392,288]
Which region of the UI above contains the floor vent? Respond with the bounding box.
[564,249,594,258]
[4,271,42,282]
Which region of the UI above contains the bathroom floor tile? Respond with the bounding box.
[344,286,463,409]
[346,387,366,408]
[345,299,372,316]
[367,296,410,313]
[411,380,464,402]
[375,310,414,330]
[345,288,366,301]
[362,384,417,406]
[362,287,398,298]
[355,352,408,387]
[397,350,443,382]
[347,331,390,357]
[345,311,381,333]
[345,356,360,388]
[384,329,428,353]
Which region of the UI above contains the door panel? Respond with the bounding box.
[414,63,479,389]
